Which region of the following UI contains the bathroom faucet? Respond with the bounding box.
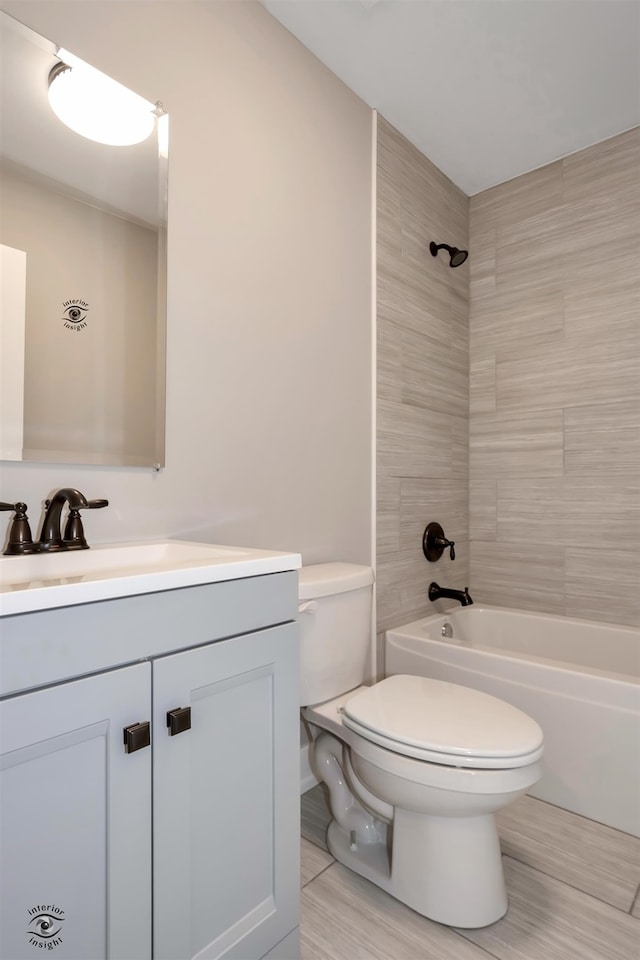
[37,488,108,551]
[428,581,473,607]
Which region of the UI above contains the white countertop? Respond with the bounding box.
[0,540,301,616]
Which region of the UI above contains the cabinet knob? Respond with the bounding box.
[123,721,151,753]
[167,706,191,736]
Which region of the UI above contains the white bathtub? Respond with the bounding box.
[386,605,640,837]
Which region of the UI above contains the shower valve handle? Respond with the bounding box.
[437,537,455,561]
[423,522,456,562]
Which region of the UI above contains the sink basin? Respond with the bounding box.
[1,541,251,583]
[0,540,301,615]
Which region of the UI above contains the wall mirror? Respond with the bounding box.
[0,11,168,468]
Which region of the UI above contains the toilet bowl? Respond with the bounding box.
[299,563,544,928]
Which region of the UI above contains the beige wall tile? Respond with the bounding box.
[376,318,403,403]
[398,477,468,589]
[470,357,496,415]
[452,415,469,479]
[378,116,468,230]
[382,124,639,631]
[468,225,496,299]
[565,545,640,626]
[469,160,563,229]
[377,542,470,636]
[561,196,640,285]
[377,398,457,478]
[496,331,640,412]
[496,477,640,547]
[564,399,640,476]
[376,475,401,559]
[399,327,468,417]
[378,263,467,340]
[470,409,564,477]
[563,272,640,339]
[399,478,468,537]
[469,541,565,614]
[495,204,566,291]
[376,553,433,633]
[565,547,640,596]
[469,479,497,541]
[376,117,469,634]
[470,285,564,362]
[562,127,640,206]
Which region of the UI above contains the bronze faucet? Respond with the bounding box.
[37,488,108,551]
[1,489,109,554]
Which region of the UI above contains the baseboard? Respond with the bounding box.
[300,741,318,794]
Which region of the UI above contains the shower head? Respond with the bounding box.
[430,241,468,268]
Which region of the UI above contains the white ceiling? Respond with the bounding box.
[263,0,640,195]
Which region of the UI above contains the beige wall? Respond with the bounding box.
[1,163,158,464]
[469,128,640,627]
[376,116,470,663]
[0,1,372,565]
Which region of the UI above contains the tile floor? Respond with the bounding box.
[300,784,640,960]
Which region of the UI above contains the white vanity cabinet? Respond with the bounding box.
[0,570,300,960]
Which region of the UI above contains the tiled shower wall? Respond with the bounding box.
[468,128,640,627]
[376,116,469,664]
[377,122,639,642]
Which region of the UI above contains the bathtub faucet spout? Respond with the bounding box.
[428,582,473,606]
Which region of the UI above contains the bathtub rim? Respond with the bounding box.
[386,604,639,709]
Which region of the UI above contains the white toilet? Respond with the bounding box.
[299,562,544,928]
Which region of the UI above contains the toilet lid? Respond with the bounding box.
[342,675,544,768]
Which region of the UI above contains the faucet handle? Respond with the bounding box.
[63,508,87,549]
[1,502,36,555]
[439,538,455,561]
[63,498,108,550]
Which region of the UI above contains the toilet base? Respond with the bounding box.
[326,818,392,891]
[326,808,508,928]
[391,807,508,927]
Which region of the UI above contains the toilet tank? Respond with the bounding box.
[298,562,374,707]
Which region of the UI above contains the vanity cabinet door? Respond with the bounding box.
[0,664,152,960]
[152,623,300,960]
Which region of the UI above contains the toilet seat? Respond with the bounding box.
[342,675,544,769]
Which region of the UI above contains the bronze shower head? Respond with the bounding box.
[430,241,468,268]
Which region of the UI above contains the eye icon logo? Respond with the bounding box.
[27,905,65,949]
[61,298,89,331]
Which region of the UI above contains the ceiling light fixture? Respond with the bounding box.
[47,50,156,147]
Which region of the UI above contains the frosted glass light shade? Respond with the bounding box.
[48,54,155,147]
